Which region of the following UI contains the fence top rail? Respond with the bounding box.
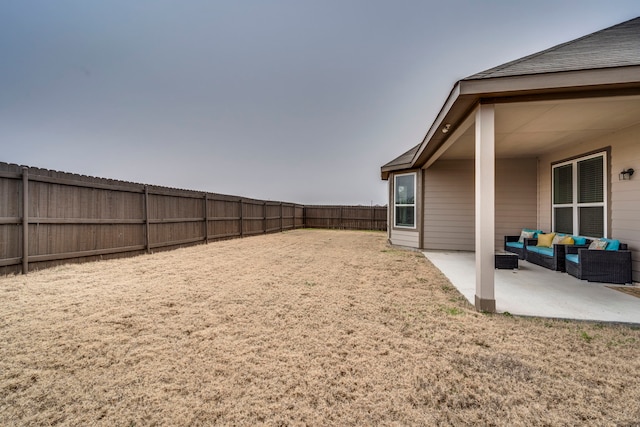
[0,170,22,180]
[304,205,388,209]
[0,162,302,206]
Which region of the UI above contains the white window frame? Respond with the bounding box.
[552,151,607,238]
[394,172,417,229]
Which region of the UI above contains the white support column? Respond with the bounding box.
[475,104,496,312]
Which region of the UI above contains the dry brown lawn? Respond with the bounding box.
[1,229,639,426]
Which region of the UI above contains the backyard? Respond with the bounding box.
[1,229,639,425]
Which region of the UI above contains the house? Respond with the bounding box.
[381,17,640,312]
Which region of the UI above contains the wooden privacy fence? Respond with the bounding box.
[304,205,387,231]
[0,162,387,275]
[0,163,304,275]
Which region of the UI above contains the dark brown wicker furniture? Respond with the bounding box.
[495,252,518,269]
[524,239,592,272]
[565,244,633,284]
[504,236,527,260]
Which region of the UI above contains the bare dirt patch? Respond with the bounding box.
[1,229,639,426]
[608,285,640,299]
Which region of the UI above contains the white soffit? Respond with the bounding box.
[438,94,640,160]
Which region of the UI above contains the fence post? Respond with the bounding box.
[263,201,267,233]
[144,186,151,253]
[370,205,373,231]
[239,199,244,237]
[280,202,283,232]
[203,193,209,244]
[22,167,29,274]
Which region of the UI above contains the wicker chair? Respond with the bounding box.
[565,244,633,284]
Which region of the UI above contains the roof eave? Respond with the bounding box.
[407,65,640,170]
[381,162,413,180]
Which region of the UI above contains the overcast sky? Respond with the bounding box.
[1,1,639,205]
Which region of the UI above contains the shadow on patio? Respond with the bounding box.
[424,251,640,324]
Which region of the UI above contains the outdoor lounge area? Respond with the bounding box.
[504,230,633,283]
[424,250,640,324]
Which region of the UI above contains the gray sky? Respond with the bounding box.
[2,1,639,205]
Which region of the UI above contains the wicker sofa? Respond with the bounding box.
[525,233,591,272]
[565,240,632,284]
[526,241,568,271]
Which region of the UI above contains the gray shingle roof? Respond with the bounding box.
[381,16,640,179]
[382,144,420,169]
[467,17,640,80]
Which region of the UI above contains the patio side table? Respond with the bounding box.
[495,252,519,269]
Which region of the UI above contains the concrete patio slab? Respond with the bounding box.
[424,251,640,324]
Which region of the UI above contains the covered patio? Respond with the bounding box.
[382,18,640,314]
[425,250,640,323]
[428,94,640,313]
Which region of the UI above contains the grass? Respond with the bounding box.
[444,307,464,316]
[580,330,594,343]
[1,229,639,426]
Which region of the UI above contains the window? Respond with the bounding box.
[552,152,606,238]
[394,173,416,228]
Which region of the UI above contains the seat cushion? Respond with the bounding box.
[528,246,554,257]
[566,254,579,264]
[506,241,524,249]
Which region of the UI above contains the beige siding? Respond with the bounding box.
[389,229,420,248]
[387,179,392,240]
[495,159,539,249]
[538,123,640,282]
[421,158,537,251]
[422,160,475,251]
